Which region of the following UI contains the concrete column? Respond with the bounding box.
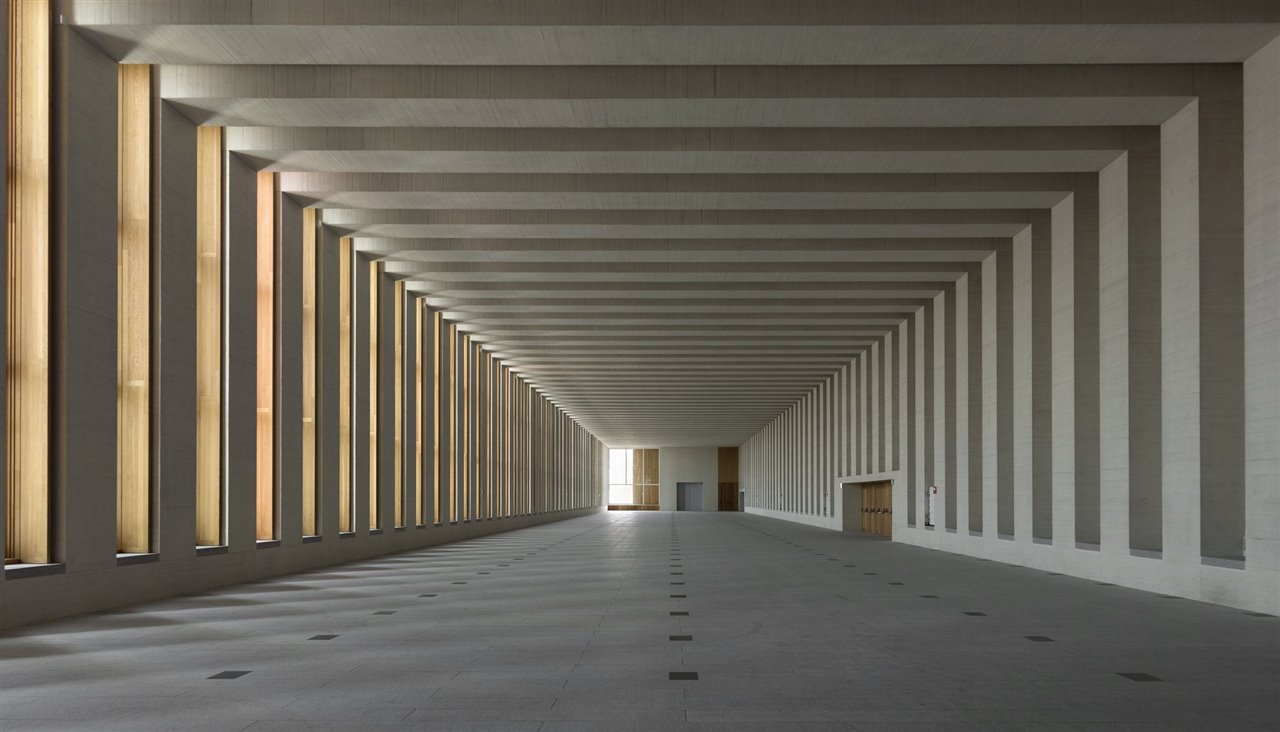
[277,196,304,544]
[1015,218,1051,544]
[1054,177,1102,548]
[1161,101,1202,571]
[899,317,916,528]
[935,285,957,532]
[318,225,342,536]
[800,394,808,514]
[884,330,897,472]
[155,103,198,554]
[812,387,819,513]
[914,305,934,528]
[1162,89,1248,570]
[983,242,1014,539]
[1198,82,1247,563]
[439,315,453,523]
[404,293,418,525]
[54,30,118,567]
[226,154,258,550]
[955,269,982,535]
[790,404,797,512]
[846,361,855,475]
[834,364,844,477]
[765,422,772,510]
[859,352,870,475]
[1097,154,1130,555]
[778,404,788,511]
[1243,37,1280,610]
[353,255,371,531]
[777,407,784,512]
[824,380,833,514]
[870,340,881,474]
[819,381,827,515]
[851,357,861,475]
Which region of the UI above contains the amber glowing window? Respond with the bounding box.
[195,126,224,548]
[393,280,405,529]
[415,298,425,526]
[338,238,353,533]
[5,0,51,565]
[301,208,319,537]
[448,322,459,523]
[368,261,381,530]
[116,64,152,555]
[461,333,472,521]
[482,350,491,519]
[432,310,443,524]
[255,171,277,541]
[503,366,511,517]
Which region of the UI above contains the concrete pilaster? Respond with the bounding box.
[936,285,957,531]
[319,225,342,535]
[1243,36,1280,611]
[226,154,258,551]
[983,242,1014,539]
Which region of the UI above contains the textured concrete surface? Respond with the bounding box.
[1,511,1276,731]
[5,0,1278,647]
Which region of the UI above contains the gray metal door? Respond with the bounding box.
[676,482,703,511]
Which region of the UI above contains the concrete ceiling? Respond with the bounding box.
[68,0,1280,447]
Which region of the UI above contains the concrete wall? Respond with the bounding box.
[740,56,1280,615]
[658,446,719,512]
[0,33,605,630]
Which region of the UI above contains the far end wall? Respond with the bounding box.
[657,447,720,511]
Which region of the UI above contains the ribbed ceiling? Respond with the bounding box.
[68,0,1280,446]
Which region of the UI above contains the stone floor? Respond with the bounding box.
[1,511,1277,731]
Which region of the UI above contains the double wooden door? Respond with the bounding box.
[861,482,892,536]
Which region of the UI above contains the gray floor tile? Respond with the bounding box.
[2,512,1276,731]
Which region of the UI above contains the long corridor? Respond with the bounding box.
[1,512,1277,731]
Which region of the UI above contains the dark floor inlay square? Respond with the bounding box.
[920,595,939,598]
[671,611,689,616]
[889,582,904,586]
[452,581,467,585]
[209,671,250,680]
[669,671,699,681]
[373,610,396,615]
[1118,672,1162,682]
[671,572,683,575]
[671,582,685,585]
[670,594,686,598]
[864,572,877,575]
[964,612,986,616]
[669,635,693,641]
[845,565,856,567]
[309,634,339,640]
[419,594,437,597]
[1025,635,1055,642]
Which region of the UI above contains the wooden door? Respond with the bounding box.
[718,482,739,511]
[717,447,739,511]
[860,482,892,537]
